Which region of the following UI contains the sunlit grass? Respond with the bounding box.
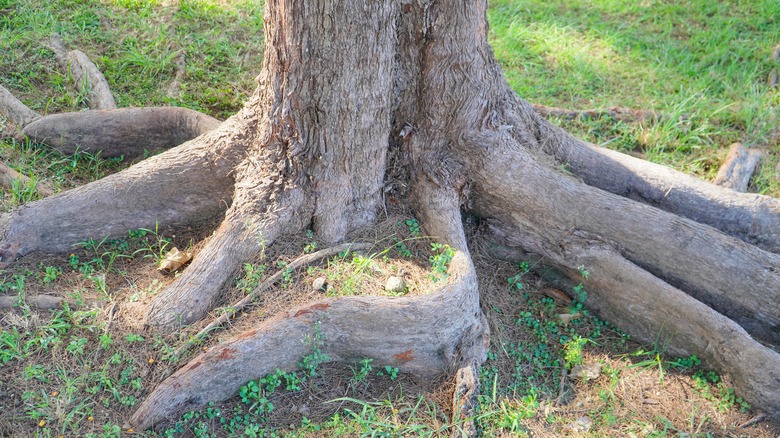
[488,0,780,192]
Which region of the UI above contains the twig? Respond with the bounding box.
[555,367,568,406]
[103,301,118,335]
[738,413,766,428]
[173,241,373,357]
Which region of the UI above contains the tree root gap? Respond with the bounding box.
[174,241,373,358]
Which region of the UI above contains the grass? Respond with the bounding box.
[489,0,780,192]
[1,0,779,436]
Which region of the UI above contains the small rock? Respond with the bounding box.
[385,275,406,293]
[312,277,327,292]
[569,362,602,382]
[569,416,592,432]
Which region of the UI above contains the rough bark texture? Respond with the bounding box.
[0,96,262,265]
[0,0,779,431]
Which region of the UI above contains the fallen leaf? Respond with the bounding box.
[558,311,581,326]
[569,362,602,381]
[158,247,193,272]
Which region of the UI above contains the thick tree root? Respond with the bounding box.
[146,212,296,330]
[466,130,780,418]
[0,100,260,265]
[714,142,763,192]
[471,139,780,344]
[48,34,116,110]
[488,223,780,420]
[173,242,373,358]
[533,115,780,253]
[131,186,487,432]
[22,107,221,158]
[0,84,39,131]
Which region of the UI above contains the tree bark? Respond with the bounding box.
[0,0,778,430]
[714,142,763,192]
[21,107,221,158]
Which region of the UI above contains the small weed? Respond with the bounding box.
[131,222,174,266]
[40,265,62,284]
[563,336,587,369]
[507,261,530,291]
[403,218,421,237]
[351,358,374,384]
[125,333,144,343]
[394,238,413,258]
[304,229,318,253]
[428,243,454,283]
[277,260,294,288]
[377,365,399,380]
[237,262,267,294]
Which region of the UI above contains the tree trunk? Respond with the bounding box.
[0,0,778,432]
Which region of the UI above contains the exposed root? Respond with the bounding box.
[714,142,763,192]
[0,101,257,265]
[0,294,94,310]
[0,161,55,197]
[145,180,307,330]
[166,53,187,99]
[174,242,373,358]
[22,107,221,158]
[451,361,480,438]
[0,85,40,131]
[533,116,780,253]
[131,186,487,431]
[472,141,780,344]
[769,43,780,88]
[532,103,664,123]
[486,222,780,420]
[48,34,116,110]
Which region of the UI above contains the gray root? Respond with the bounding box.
[714,142,763,192]
[487,223,780,420]
[537,118,780,253]
[0,84,40,130]
[145,205,302,330]
[130,186,487,432]
[22,107,221,158]
[0,98,261,266]
[166,53,187,99]
[0,294,94,310]
[48,34,116,110]
[473,135,780,344]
